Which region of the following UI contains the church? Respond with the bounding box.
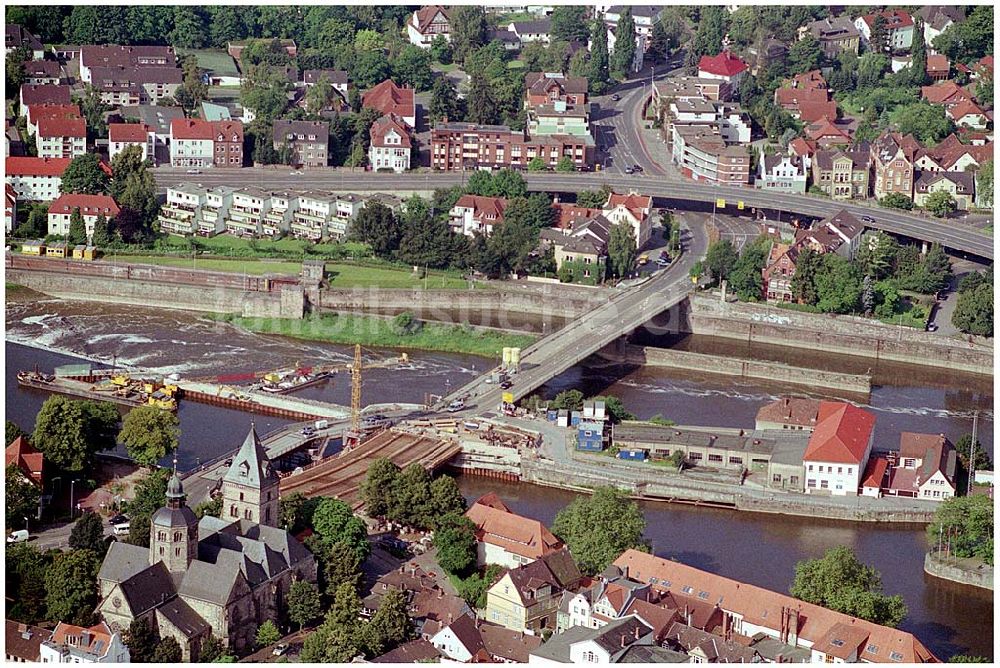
[96,426,317,660]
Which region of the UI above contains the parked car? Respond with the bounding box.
[108,514,128,526]
[656,258,670,267]
[637,254,649,265]
[624,166,635,174]
[186,169,201,174]
[447,400,465,413]
[272,643,289,657]
[7,530,29,543]
[611,94,621,101]
[113,523,131,536]
[633,164,643,173]
[927,322,939,332]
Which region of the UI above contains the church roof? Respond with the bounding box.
[98,541,151,585]
[222,426,279,489]
[155,597,210,639]
[177,554,246,605]
[152,504,198,528]
[119,560,176,616]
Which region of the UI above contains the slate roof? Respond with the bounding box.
[98,541,150,585]
[118,560,177,616]
[156,597,211,639]
[303,69,348,85]
[120,105,185,135]
[618,644,690,662]
[20,84,71,106]
[480,622,543,662]
[23,60,62,79]
[591,615,655,654]
[371,639,441,663]
[807,16,860,41]
[915,170,975,195]
[666,621,759,662]
[222,425,279,488]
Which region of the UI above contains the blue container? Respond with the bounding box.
[617,449,647,461]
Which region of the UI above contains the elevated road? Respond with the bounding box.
[152,168,993,260]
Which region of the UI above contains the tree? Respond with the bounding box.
[433,512,478,576]
[430,76,462,125]
[361,458,400,518]
[869,14,889,54]
[814,254,861,314]
[353,50,392,89]
[491,169,528,199]
[791,546,908,627]
[60,153,110,195]
[705,240,739,283]
[856,231,899,280]
[552,389,585,411]
[6,46,29,98]
[69,511,108,556]
[952,282,993,337]
[729,237,771,301]
[879,193,914,210]
[932,6,992,64]
[550,6,589,43]
[125,468,170,548]
[124,618,159,663]
[976,160,993,208]
[576,186,612,209]
[152,637,183,663]
[6,464,40,528]
[91,214,111,247]
[6,542,50,623]
[45,548,100,625]
[861,275,875,315]
[692,6,727,59]
[954,434,993,473]
[429,475,467,521]
[393,44,433,91]
[33,396,120,472]
[255,620,281,649]
[15,204,49,238]
[390,463,434,528]
[924,190,957,218]
[301,590,364,663]
[311,497,370,563]
[119,406,180,468]
[199,635,226,663]
[888,101,953,145]
[350,201,400,257]
[467,73,497,125]
[906,20,929,87]
[788,34,822,75]
[592,395,634,424]
[588,20,611,93]
[926,495,993,565]
[76,86,112,140]
[366,589,413,655]
[321,540,364,596]
[647,19,673,64]
[430,34,452,64]
[555,156,575,173]
[611,8,637,78]
[450,7,488,65]
[607,222,636,279]
[288,580,322,630]
[552,487,649,575]
[168,6,207,48]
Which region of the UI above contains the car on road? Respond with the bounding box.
[655,258,670,267]
[637,254,649,265]
[447,400,465,413]
[624,166,635,174]
[611,94,621,101]
[861,215,875,223]
[499,380,513,390]
[108,514,128,526]
[927,322,939,332]
[272,643,289,657]
[300,426,316,437]
[633,164,643,173]
[186,169,201,174]
[7,530,29,543]
[113,523,131,536]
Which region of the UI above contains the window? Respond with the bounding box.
[821,480,829,489]
[838,467,843,474]
[808,464,813,471]
[790,476,799,486]
[889,652,904,661]
[807,479,816,488]
[773,474,782,483]
[708,454,723,463]
[689,452,702,461]
[698,591,709,599]
[681,585,694,594]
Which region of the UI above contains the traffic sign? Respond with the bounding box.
[737,201,744,210]
[716,198,725,208]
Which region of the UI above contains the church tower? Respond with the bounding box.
[150,466,198,572]
[221,424,280,527]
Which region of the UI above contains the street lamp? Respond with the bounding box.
[69,479,78,519]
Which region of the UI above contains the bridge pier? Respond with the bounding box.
[921,240,929,256]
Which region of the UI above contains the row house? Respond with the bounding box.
[525,72,589,108]
[23,59,63,86]
[291,191,339,241]
[362,79,416,129]
[36,117,86,159]
[914,171,976,210]
[802,16,860,58]
[449,195,508,237]
[329,194,365,239]
[196,188,235,236]
[5,156,74,201]
[855,10,915,52]
[368,114,412,173]
[811,146,871,200]
[158,186,210,236]
[408,5,451,47]
[6,24,45,59]
[757,153,808,194]
[613,550,937,663]
[120,104,184,145]
[225,187,271,237]
[431,122,592,171]
[25,103,80,136]
[18,84,71,113]
[272,120,329,168]
[696,50,748,101]
[108,123,156,164]
[670,124,750,185]
[88,66,183,106]
[47,193,120,238]
[169,119,243,168]
[262,192,297,237]
[871,131,921,200]
[79,44,176,84]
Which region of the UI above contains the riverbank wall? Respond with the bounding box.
[603,343,872,394]
[686,294,992,375]
[924,551,994,590]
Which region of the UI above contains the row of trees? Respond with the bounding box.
[952,270,993,337]
[360,458,467,530]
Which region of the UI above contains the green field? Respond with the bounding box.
[216,313,536,358]
[323,264,471,290]
[111,255,302,275]
[156,234,371,258]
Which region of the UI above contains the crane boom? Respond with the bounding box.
[351,344,362,433]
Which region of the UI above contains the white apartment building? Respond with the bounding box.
[262,191,297,237]
[47,193,121,238]
[108,123,156,164]
[225,188,271,237]
[35,117,86,159]
[292,192,337,241]
[157,186,209,236]
[329,194,365,239]
[5,157,73,201]
[39,622,130,664]
[369,114,412,173]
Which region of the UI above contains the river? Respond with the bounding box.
[4,294,993,659]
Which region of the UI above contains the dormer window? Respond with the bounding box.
[217,133,224,141]
[240,461,250,477]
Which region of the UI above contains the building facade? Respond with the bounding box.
[47,193,121,238]
[431,122,592,171]
[169,119,243,168]
[272,120,329,168]
[368,114,412,173]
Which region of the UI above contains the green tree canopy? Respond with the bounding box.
[611,8,637,78]
[69,511,108,556]
[6,464,40,528]
[952,281,993,337]
[449,7,488,65]
[152,636,183,663]
[33,396,120,472]
[361,458,401,519]
[923,190,957,218]
[888,101,954,145]
[705,240,739,283]
[124,618,159,663]
[927,495,993,565]
[954,433,993,473]
[46,548,100,625]
[552,486,649,575]
[550,6,590,43]
[288,580,322,630]
[879,193,914,210]
[255,619,281,648]
[320,539,364,597]
[311,497,370,563]
[607,222,637,279]
[350,201,400,258]
[119,406,180,468]
[60,154,110,195]
[814,254,861,314]
[728,236,771,301]
[588,19,611,93]
[429,475,467,521]
[433,512,478,576]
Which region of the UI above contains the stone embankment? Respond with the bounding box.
[924,551,994,590]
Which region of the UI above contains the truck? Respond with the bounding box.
[314,419,329,430]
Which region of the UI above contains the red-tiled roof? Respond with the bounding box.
[4,620,51,662]
[6,436,44,486]
[413,5,451,32]
[464,495,562,560]
[606,192,652,219]
[109,123,153,142]
[472,492,512,512]
[947,99,986,121]
[803,402,875,465]
[26,103,81,124]
[19,84,71,106]
[49,193,121,218]
[369,113,412,148]
[861,456,889,489]
[788,137,817,157]
[860,10,914,30]
[553,203,601,229]
[363,79,415,120]
[170,118,243,141]
[796,100,839,124]
[50,622,114,659]
[756,397,822,428]
[454,195,508,222]
[921,81,969,105]
[5,156,73,176]
[37,116,86,138]
[698,51,749,78]
[926,54,950,74]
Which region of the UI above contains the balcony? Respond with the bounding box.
[295,209,329,224]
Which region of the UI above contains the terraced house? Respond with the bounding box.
[485,549,582,634]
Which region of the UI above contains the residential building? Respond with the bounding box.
[432,614,544,663]
[926,53,951,81]
[5,156,73,201]
[913,171,976,210]
[169,118,243,168]
[35,117,86,159]
[945,99,989,129]
[158,185,208,236]
[108,123,156,163]
[6,24,45,59]
[25,103,80,136]
[408,5,451,47]
[225,187,271,237]
[604,191,652,248]
[747,38,788,75]
[508,19,552,45]
[368,114,412,173]
[464,493,564,568]
[529,615,657,664]
[19,84,71,111]
[449,195,507,237]
[557,564,652,631]
[95,426,316,659]
[486,549,582,633]
[921,80,972,108]
[119,104,184,146]
[804,16,861,58]
[671,124,750,185]
[613,549,938,663]
[527,101,591,139]
[431,613,484,662]
[539,213,611,284]
[884,433,957,501]
[302,69,349,97]
[261,192,297,237]
[329,194,365,239]
[761,242,800,303]
[371,639,441,663]
[6,434,45,492]
[920,5,965,53]
[431,122,592,171]
[697,51,749,100]
[291,191,336,241]
[362,79,416,128]
[812,146,871,200]
[797,209,866,259]
[755,397,823,432]
[758,153,807,194]
[198,187,235,236]
[914,133,993,173]
[602,6,663,41]
[87,65,183,106]
[5,183,16,233]
[652,77,723,115]
[855,10,915,52]
[200,101,232,122]
[871,131,921,200]
[524,72,589,107]
[5,620,51,663]
[47,193,121,238]
[39,622,129,663]
[773,70,837,124]
[802,401,876,496]
[23,59,63,85]
[667,98,751,144]
[605,24,644,74]
[272,120,329,168]
[79,44,176,83]
[804,117,854,148]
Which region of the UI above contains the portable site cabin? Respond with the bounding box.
[45,241,68,258]
[21,240,45,255]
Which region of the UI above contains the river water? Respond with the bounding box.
[4,294,993,659]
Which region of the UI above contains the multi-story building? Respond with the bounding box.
[871,131,921,200]
[291,191,337,241]
[88,65,183,106]
[507,18,552,45]
[225,187,271,237]
[881,432,957,501]
[329,194,364,239]
[762,242,800,303]
[5,156,74,201]
[25,104,80,136]
[796,209,866,260]
[667,99,751,144]
[47,193,121,238]
[272,120,329,168]
[22,59,63,86]
[431,122,592,171]
[914,171,976,210]
[604,191,652,248]
[758,153,808,194]
[652,77,723,115]
[811,147,871,200]
[602,5,664,41]
[6,24,45,60]
[108,123,156,164]
[18,84,71,112]
[524,72,589,107]
[79,44,176,84]
[464,494,563,569]
[362,79,416,128]
[5,183,16,233]
[198,187,235,236]
[302,69,349,96]
[671,124,750,185]
[368,114,412,173]
[408,5,451,47]
[539,214,611,284]
[485,549,581,633]
[527,101,591,139]
[697,51,749,100]
[855,10,914,52]
[157,186,208,236]
[169,119,243,168]
[920,6,965,54]
[262,191,297,237]
[39,622,129,663]
[803,16,861,57]
[449,195,508,237]
[802,401,875,496]
[35,116,86,159]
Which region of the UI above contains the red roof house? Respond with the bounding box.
[25,103,81,128]
[19,84,71,108]
[48,193,121,219]
[36,116,86,139]
[804,402,875,465]
[363,79,416,127]
[464,494,563,565]
[5,156,74,177]
[698,52,749,79]
[109,123,154,142]
[5,436,44,487]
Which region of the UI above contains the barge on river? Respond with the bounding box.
[16,370,178,411]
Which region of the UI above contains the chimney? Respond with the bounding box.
[788,607,800,646]
[634,625,640,640]
[620,634,627,648]
[399,565,405,574]
[81,630,92,647]
[448,613,453,624]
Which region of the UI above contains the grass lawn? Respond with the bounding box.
[323,263,470,290]
[157,234,370,258]
[215,313,536,358]
[112,255,302,275]
[876,299,930,329]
